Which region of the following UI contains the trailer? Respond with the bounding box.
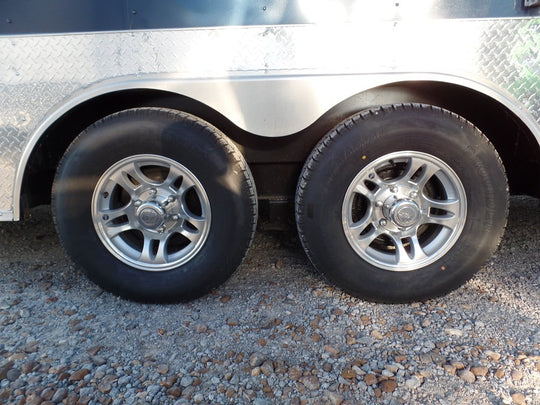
[1,0,539,302]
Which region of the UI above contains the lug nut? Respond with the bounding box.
[379,219,387,226]
[409,191,418,198]
[157,226,166,234]
[390,186,398,193]
[134,200,142,207]
[172,215,179,221]
[375,201,383,207]
[149,188,157,195]
[167,195,176,203]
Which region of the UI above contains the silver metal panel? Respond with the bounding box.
[0,18,539,219]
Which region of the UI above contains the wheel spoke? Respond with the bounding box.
[364,170,388,190]
[110,161,159,196]
[154,238,168,264]
[140,236,167,264]
[184,216,206,232]
[176,176,197,198]
[400,157,426,184]
[357,227,384,251]
[408,234,428,262]
[131,162,159,187]
[422,196,461,229]
[109,172,138,197]
[105,222,135,239]
[424,196,460,216]
[414,161,440,189]
[392,236,411,265]
[353,182,379,202]
[389,234,427,265]
[98,206,131,222]
[139,238,152,262]
[177,226,199,243]
[425,213,460,229]
[177,196,207,231]
[348,214,372,235]
[162,166,185,192]
[353,182,369,196]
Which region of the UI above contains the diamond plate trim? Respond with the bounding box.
[0,18,538,215]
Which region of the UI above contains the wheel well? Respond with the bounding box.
[241,80,540,201]
[21,89,238,212]
[21,81,539,214]
[308,81,539,197]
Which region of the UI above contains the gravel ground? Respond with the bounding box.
[0,196,538,405]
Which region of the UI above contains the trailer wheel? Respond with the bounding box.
[296,104,508,303]
[53,108,257,302]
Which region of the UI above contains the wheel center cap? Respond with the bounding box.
[389,200,421,228]
[137,203,165,229]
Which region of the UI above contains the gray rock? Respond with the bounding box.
[180,375,193,387]
[458,370,476,383]
[52,387,68,403]
[249,352,266,367]
[0,361,14,380]
[405,376,421,389]
[146,384,161,397]
[300,375,320,391]
[193,393,204,403]
[444,328,464,337]
[381,369,394,377]
[6,368,21,381]
[79,387,95,397]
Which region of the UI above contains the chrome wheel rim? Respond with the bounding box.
[342,151,466,271]
[92,154,211,271]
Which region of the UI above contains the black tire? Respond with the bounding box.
[53,108,257,302]
[296,104,508,303]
